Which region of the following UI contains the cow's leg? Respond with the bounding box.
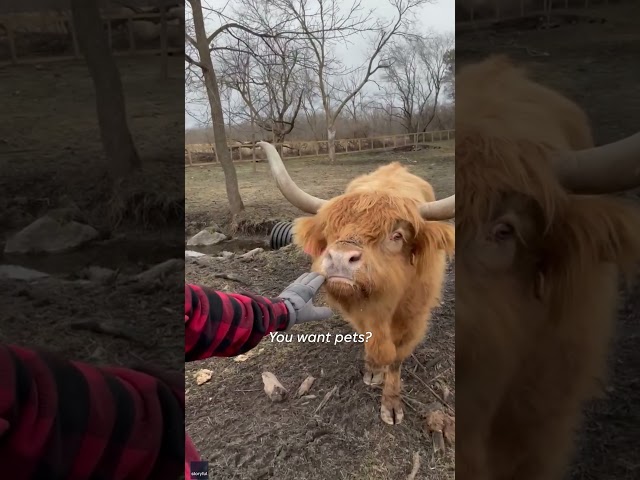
[363,352,385,386]
[361,322,396,387]
[380,360,404,425]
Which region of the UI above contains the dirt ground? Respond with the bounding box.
[457,3,640,479]
[185,146,455,479]
[0,56,184,371]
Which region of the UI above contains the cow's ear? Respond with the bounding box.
[412,221,455,271]
[420,221,455,256]
[552,195,640,274]
[293,216,327,257]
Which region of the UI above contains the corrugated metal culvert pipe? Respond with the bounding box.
[270,221,294,250]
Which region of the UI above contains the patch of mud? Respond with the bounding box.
[1,238,179,276]
[185,237,269,257]
[185,245,456,480]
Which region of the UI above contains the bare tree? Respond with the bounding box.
[377,31,452,134]
[416,32,453,132]
[275,0,430,162]
[185,0,245,215]
[443,47,455,100]
[70,0,140,179]
[339,75,375,137]
[218,30,307,148]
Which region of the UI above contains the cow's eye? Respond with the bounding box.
[391,231,404,242]
[490,222,515,243]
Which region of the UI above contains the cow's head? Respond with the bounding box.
[258,143,455,306]
[455,57,640,357]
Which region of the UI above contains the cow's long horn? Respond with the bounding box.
[257,141,328,214]
[552,132,640,194]
[419,194,455,220]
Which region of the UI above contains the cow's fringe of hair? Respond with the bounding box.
[456,132,567,233]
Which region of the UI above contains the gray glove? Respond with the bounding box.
[278,272,334,330]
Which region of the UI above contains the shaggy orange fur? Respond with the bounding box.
[293,161,454,424]
[456,55,640,480]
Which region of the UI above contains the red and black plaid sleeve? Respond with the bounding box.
[185,284,290,360]
[0,344,184,480]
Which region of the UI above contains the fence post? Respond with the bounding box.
[68,14,80,58]
[128,17,135,52]
[6,23,17,64]
[106,18,112,47]
[160,1,168,79]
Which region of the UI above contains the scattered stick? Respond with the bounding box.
[314,385,338,414]
[423,367,452,386]
[403,395,429,409]
[70,320,137,342]
[406,452,421,480]
[412,353,442,372]
[407,368,453,412]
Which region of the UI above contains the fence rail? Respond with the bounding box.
[0,9,183,67]
[184,130,455,167]
[456,0,615,24]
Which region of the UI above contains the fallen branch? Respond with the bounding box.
[314,385,338,414]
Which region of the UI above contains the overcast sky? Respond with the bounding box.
[185,0,454,129]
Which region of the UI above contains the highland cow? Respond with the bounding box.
[455,55,640,480]
[258,140,455,425]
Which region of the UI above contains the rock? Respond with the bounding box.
[185,250,206,258]
[195,369,213,386]
[83,266,116,283]
[0,265,49,281]
[208,222,222,232]
[84,266,117,284]
[241,247,264,260]
[296,376,316,397]
[221,251,234,259]
[4,216,99,253]
[262,372,287,402]
[136,259,184,283]
[186,230,227,246]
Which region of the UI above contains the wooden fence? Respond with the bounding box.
[184,130,455,167]
[0,9,183,67]
[456,0,615,25]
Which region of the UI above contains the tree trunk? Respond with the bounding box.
[251,114,257,173]
[191,0,244,215]
[69,0,140,180]
[327,125,337,163]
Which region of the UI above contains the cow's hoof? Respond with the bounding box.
[363,370,384,386]
[380,401,404,425]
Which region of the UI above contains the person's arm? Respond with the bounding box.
[0,344,183,480]
[185,273,333,361]
[185,284,289,360]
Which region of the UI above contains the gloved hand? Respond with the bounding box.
[278,272,334,330]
